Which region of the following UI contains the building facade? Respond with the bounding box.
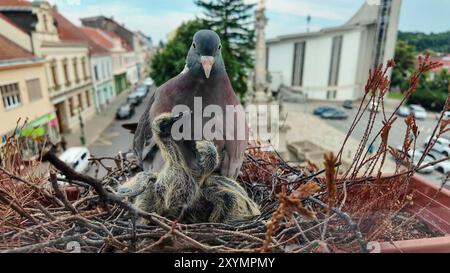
[80,27,116,113]
[0,33,59,160]
[0,1,96,133]
[80,16,149,84]
[267,0,402,101]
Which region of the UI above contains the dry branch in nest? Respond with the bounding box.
[0,55,449,253]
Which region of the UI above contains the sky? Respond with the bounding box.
[47,0,450,43]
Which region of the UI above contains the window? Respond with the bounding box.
[102,61,106,79]
[26,78,42,102]
[107,61,111,77]
[85,90,91,108]
[78,93,83,110]
[50,61,59,90]
[62,59,70,86]
[73,58,79,83]
[69,97,75,117]
[326,90,337,99]
[94,65,99,81]
[1,83,21,110]
[329,35,343,87]
[81,57,87,80]
[292,41,306,86]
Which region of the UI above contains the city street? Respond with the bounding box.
[87,89,153,177]
[283,99,449,186]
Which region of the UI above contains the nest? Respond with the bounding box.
[0,56,449,253]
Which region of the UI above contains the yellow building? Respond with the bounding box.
[0,34,59,159]
[0,1,96,133]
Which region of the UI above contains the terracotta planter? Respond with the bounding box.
[369,175,450,253]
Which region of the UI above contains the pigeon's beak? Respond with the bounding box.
[200,56,215,79]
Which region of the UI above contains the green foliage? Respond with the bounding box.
[398,31,450,54]
[387,91,404,100]
[391,40,417,90]
[408,70,450,112]
[409,89,448,112]
[195,0,256,97]
[150,20,207,86]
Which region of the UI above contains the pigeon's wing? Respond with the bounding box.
[219,78,249,179]
[132,90,157,167]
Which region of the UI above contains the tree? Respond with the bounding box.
[391,40,417,91]
[150,20,206,86]
[398,31,450,54]
[195,0,256,98]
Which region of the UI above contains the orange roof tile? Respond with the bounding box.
[52,9,86,43]
[0,0,31,7]
[79,27,110,56]
[0,34,34,61]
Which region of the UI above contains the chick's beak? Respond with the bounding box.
[200,56,215,79]
[172,110,192,122]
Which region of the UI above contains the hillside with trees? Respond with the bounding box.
[398,31,450,54]
[391,31,450,111]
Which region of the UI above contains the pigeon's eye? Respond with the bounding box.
[192,43,196,49]
[218,44,222,50]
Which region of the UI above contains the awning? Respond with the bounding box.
[20,126,46,137]
[20,112,57,137]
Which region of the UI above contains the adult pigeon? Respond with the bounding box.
[124,30,248,179]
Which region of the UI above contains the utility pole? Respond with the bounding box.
[78,108,86,146]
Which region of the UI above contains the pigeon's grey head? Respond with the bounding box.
[186,30,225,79]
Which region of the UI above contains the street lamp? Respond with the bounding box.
[307,14,311,33]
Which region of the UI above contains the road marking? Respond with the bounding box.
[95,138,113,146]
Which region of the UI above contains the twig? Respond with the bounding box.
[49,172,78,214]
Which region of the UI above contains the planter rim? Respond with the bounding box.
[369,175,450,253]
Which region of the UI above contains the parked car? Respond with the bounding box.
[343,100,353,109]
[395,147,434,174]
[321,109,349,120]
[369,102,380,113]
[427,150,450,174]
[134,85,149,99]
[397,106,410,117]
[409,104,427,120]
[116,103,135,120]
[424,136,450,156]
[127,93,142,106]
[313,106,336,116]
[144,77,155,88]
[436,111,450,121]
[59,147,91,174]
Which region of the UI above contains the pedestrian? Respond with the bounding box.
[368,144,375,155]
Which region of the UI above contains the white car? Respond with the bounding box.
[143,77,155,87]
[428,150,450,174]
[436,111,450,121]
[409,105,427,120]
[424,136,450,156]
[369,102,380,113]
[59,147,91,174]
[395,146,434,174]
[397,106,410,117]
